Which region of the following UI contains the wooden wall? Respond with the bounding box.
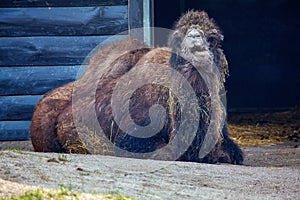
[0,0,129,140]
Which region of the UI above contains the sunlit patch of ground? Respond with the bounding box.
[228,107,300,146]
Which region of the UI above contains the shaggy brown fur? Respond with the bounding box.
[30,82,73,152]
[30,10,243,164]
[30,40,150,153]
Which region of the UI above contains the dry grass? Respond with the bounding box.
[228,108,300,146]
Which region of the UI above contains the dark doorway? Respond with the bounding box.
[154,0,300,111]
[153,0,183,46]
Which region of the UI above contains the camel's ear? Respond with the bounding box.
[210,29,224,41]
[220,34,224,41]
[168,30,184,53]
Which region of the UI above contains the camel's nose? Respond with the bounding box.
[187,28,205,48]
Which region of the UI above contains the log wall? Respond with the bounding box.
[0,0,133,140]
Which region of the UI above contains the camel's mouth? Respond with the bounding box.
[189,45,207,53]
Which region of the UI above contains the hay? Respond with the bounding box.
[228,108,300,146]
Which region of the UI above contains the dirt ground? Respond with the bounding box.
[0,109,299,199]
[0,147,299,200]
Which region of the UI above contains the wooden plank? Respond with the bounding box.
[129,0,154,45]
[0,6,128,37]
[129,0,143,37]
[143,0,154,45]
[0,66,86,95]
[0,35,127,66]
[0,96,42,121]
[0,0,128,7]
[0,121,30,141]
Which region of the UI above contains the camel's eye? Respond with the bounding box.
[191,34,200,39]
[187,29,203,39]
